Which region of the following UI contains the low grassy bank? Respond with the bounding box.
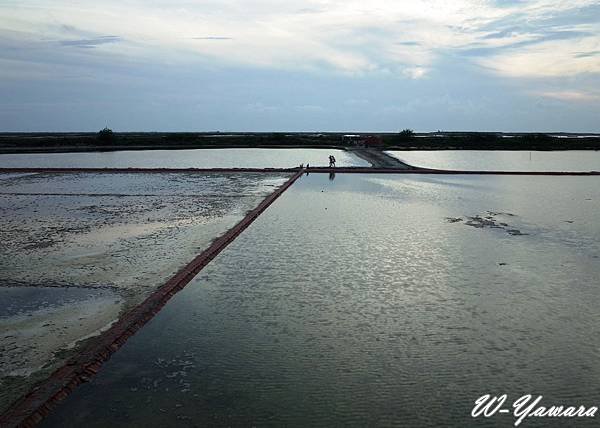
[1,132,599,154]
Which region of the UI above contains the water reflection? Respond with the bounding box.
[42,174,600,427]
[386,150,600,172]
[0,171,292,413]
[0,149,368,169]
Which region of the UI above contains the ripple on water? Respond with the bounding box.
[42,174,600,427]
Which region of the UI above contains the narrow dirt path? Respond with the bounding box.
[348,148,413,169]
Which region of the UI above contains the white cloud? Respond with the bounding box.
[402,67,429,79]
[535,90,600,102]
[0,0,501,76]
[0,0,598,82]
[477,33,600,78]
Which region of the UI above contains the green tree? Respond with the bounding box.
[97,127,114,144]
[399,129,414,140]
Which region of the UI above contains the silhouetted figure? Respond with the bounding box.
[328,155,336,168]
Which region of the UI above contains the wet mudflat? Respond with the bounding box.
[0,148,368,169]
[386,150,600,172]
[0,171,291,414]
[42,173,600,427]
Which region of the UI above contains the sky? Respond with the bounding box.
[0,0,599,132]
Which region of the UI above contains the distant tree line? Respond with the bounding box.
[1,130,599,152]
[381,132,569,150]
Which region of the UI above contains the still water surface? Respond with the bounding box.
[0,148,367,169]
[387,150,600,172]
[43,173,600,427]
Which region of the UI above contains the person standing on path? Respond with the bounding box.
[328,155,336,168]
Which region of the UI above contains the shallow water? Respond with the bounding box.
[42,173,600,427]
[0,148,368,169]
[0,286,122,377]
[0,286,116,319]
[0,172,289,293]
[0,171,291,414]
[387,150,600,172]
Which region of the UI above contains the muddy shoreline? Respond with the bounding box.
[0,171,292,420]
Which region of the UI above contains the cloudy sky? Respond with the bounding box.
[1,0,599,132]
